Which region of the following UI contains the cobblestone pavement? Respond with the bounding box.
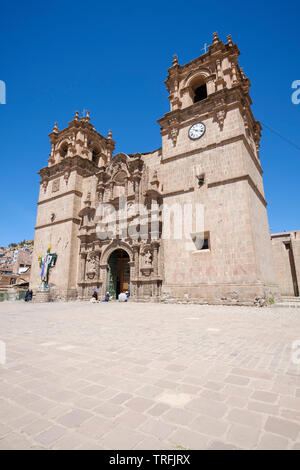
[0,301,300,450]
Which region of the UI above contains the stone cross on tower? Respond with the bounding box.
[201,43,208,54]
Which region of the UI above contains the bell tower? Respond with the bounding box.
[159,32,261,156]
[30,112,115,300]
[158,33,278,303]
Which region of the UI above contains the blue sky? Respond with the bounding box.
[0,0,299,246]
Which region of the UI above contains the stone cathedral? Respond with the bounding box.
[30,33,280,304]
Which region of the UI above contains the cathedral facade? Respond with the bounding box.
[30,33,280,304]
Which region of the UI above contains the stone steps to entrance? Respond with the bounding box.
[280,296,300,302]
[274,296,300,308]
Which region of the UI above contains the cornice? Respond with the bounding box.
[49,120,111,145]
[158,86,253,129]
[162,187,194,199]
[38,190,83,205]
[167,43,240,77]
[208,174,267,207]
[161,133,263,176]
[35,217,81,230]
[39,155,100,180]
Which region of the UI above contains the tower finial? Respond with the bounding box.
[53,122,59,133]
[212,31,220,44]
[108,129,112,139]
[74,110,79,121]
[227,34,233,46]
[172,54,178,66]
[85,110,90,120]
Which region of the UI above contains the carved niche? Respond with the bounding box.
[113,170,127,199]
[85,252,99,280]
[140,245,153,277]
[42,179,49,193]
[52,178,60,193]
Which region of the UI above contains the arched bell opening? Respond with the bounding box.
[187,74,209,105]
[59,142,68,159]
[193,83,208,102]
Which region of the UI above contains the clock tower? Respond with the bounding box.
[157,32,277,303]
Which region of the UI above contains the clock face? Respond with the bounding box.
[188,122,206,140]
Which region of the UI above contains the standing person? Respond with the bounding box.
[24,289,30,302]
[24,289,32,302]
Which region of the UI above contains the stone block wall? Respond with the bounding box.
[271,231,300,297]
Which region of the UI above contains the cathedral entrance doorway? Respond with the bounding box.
[107,249,130,299]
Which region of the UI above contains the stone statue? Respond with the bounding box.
[144,250,152,265]
[38,245,57,290]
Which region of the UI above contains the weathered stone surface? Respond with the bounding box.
[29,33,282,305]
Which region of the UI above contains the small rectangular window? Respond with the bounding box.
[197,174,205,188]
[202,238,209,250]
[191,231,210,251]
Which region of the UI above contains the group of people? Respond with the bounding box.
[90,289,130,303]
[24,288,130,303]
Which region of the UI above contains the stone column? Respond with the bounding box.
[100,264,108,296]
[206,76,215,95]
[98,188,104,203]
[152,242,159,276]
[77,253,87,299]
[129,261,135,298]
[133,244,140,280]
[216,59,222,79]
[79,253,87,282]
[95,251,101,281]
[150,195,160,241]
[134,178,140,207]
[231,61,238,85]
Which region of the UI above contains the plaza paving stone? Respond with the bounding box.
[0,300,299,450]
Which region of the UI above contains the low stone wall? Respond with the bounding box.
[33,291,51,303]
[30,284,280,306]
[31,287,78,302]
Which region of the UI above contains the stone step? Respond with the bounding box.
[280,296,300,303]
[32,291,51,303]
[274,299,300,308]
[274,306,300,308]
